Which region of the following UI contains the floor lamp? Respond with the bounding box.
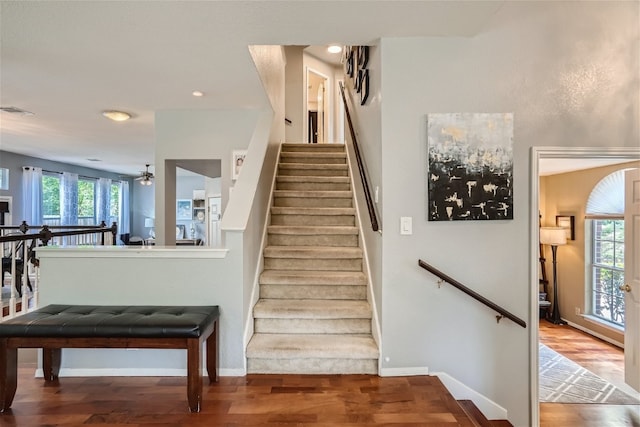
[540,227,567,325]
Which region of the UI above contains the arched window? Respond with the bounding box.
[586,170,628,327]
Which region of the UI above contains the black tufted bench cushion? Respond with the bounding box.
[0,304,219,413]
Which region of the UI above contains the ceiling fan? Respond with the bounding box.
[135,164,154,186]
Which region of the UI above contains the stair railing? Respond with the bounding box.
[338,81,380,233]
[418,259,527,328]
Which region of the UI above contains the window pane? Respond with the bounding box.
[614,243,624,269]
[110,183,120,222]
[78,179,95,219]
[595,241,614,266]
[42,175,60,217]
[599,220,615,241]
[614,221,624,241]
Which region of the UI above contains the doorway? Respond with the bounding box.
[208,196,222,247]
[530,147,640,425]
[306,69,329,144]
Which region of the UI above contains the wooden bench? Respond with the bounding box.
[0,304,219,413]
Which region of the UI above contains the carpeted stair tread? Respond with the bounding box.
[268,225,359,235]
[278,163,348,171]
[274,190,353,198]
[271,207,356,216]
[247,333,378,359]
[281,152,346,160]
[260,270,367,286]
[277,176,350,184]
[254,299,372,319]
[264,246,362,259]
[282,143,345,152]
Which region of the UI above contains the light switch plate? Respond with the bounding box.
[400,217,412,235]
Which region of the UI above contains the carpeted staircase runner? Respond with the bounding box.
[246,143,378,374]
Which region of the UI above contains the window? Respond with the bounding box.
[78,179,95,225]
[586,169,629,327]
[592,219,625,325]
[41,173,122,227]
[42,173,61,225]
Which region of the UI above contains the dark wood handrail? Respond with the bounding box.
[418,259,527,328]
[339,81,380,233]
[0,222,118,246]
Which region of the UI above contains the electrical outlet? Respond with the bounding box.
[575,307,581,315]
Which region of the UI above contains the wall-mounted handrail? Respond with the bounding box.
[418,259,527,328]
[338,81,380,233]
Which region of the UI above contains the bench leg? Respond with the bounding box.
[206,319,218,383]
[0,339,17,412]
[42,348,61,382]
[186,338,202,413]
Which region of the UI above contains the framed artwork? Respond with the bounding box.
[176,199,192,221]
[427,113,514,221]
[176,224,186,239]
[232,150,247,180]
[556,215,575,240]
[193,208,205,222]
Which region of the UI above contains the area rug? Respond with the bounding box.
[539,343,640,404]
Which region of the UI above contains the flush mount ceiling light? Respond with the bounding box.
[327,45,342,54]
[102,110,131,122]
[192,90,204,97]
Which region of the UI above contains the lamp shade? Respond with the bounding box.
[144,218,154,228]
[540,227,567,246]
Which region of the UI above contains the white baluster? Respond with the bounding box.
[9,241,16,318]
[21,240,28,312]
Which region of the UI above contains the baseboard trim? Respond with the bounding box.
[565,318,624,348]
[433,371,508,421]
[34,367,246,378]
[380,366,429,377]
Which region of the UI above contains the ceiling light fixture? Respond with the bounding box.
[192,90,204,97]
[327,45,342,54]
[102,110,131,122]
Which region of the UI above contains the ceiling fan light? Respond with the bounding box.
[102,110,131,122]
[140,178,152,186]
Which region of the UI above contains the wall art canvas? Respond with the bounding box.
[427,113,514,221]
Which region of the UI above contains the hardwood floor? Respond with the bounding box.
[539,319,640,427]
[3,323,634,426]
[1,367,486,426]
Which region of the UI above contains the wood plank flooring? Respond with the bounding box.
[2,322,633,426]
[2,367,483,426]
[539,320,640,427]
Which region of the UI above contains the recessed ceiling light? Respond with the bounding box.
[102,110,131,122]
[327,45,342,54]
[192,90,204,97]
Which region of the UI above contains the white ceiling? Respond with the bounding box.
[4,1,630,179]
[0,1,505,176]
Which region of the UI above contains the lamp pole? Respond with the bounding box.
[549,244,566,325]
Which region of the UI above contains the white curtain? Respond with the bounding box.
[60,172,78,226]
[22,166,43,226]
[96,177,112,225]
[118,181,130,236]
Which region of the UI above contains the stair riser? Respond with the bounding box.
[274,197,352,208]
[280,155,346,165]
[270,214,356,226]
[255,318,371,334]
[278,168,348,177]
[260,284,367,300]
[282,145,345,153]
[268,234,358,247]
[247,358,377,375]
[264,258,362,271]
[276,181,351,191]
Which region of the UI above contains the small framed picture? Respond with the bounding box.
[232,150,247,181]
[556,215,575,240]
[176,199,192,221]
[193,208,205,222]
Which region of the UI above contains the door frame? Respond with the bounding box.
[529,146,640,426]
[304,67,331,144]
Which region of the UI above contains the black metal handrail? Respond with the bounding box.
[418,259,527,328]
[338,81,380,233]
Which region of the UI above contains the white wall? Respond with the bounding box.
[374,2,638,426]
[284,46,305,142]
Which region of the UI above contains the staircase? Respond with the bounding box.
[246,143,379,374]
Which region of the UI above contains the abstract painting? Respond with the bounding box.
[427,113,514,221]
